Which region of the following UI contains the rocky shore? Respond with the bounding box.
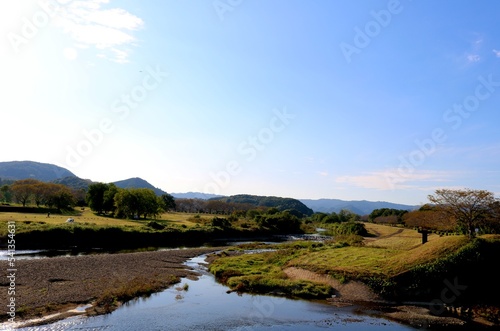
[0,247,227,328]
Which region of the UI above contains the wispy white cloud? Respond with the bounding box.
[459,34,484,64]
[335,169,458,191]
[466,54,480,63]
[54,0,144,63]
[493,49,500,58]
[473,37,483,48]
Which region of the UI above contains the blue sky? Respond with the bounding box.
[1,0,499,205]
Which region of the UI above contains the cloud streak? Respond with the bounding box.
[54,0,144,63]
[336,169,458,191]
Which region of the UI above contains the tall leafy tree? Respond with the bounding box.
[428,188,499,238]
[114,188,161,219]
[45,185,75,210]
[86,182,109,214]
[103,183,119,214]
[10,179,39,206]
[161,193,176,212]
[1,185,12,203]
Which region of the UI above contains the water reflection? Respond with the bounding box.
[12,255,418,331]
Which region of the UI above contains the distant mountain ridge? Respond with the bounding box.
[0,161,76,181]
[0,161,419,213]
[0,161,167,196]
[300,198,419,215]
[171,192,224,200]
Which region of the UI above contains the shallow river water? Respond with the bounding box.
[6,254,421,331]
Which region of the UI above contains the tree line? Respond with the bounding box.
[0,179,78,210]
[0,179,176,218]
[85,182,176,219]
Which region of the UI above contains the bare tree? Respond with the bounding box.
[428,189,498,238]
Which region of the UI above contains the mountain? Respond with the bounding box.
[0,161,76,181]
[171,192,225,200]
[300,198,419,215]
[52,176,94,191]
[211,194,314,216]
[113,177,168,196]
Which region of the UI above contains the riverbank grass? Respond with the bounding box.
[210,241,335,299]
[209,228,474,300]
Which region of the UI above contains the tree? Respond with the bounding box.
[403,209,456,232]
[10,179,39,206]
[369,208,408,223]
[46,186,75,210]
[103,183,118,214]
[32,182,48,207]
[114,189,136,218]
[1,184,12,203]
[114,188,161,219]
[428,188,499,238]
[161,193,176,212]
[86,183,109,214]
[256,210,302,233]
[136,188,161,219]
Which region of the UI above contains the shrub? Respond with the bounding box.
[326,221,368,237]
[146,221,165,230]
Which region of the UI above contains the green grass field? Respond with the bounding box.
[0,209,217,236]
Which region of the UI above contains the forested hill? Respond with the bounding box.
[52,176,94,191]
[0,161,76,181]
[113,177,168,196]
[210,194,314,216]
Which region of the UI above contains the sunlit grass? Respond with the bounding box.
[209,244,334,299]
[289,234,469,277]
[0,209,217,236]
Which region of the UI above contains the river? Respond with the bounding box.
[6,252,422,331]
